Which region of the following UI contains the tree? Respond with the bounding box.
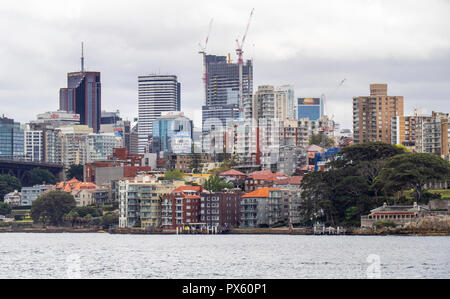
[0,202,12,216]
[31,191,76,226]
[64,210,80,227]
[163,170,184,181]
[309,133,335,149]
[28,168,57,186]
[203,175,234,192]
[299,142,406,227]
[329,142,405,169]
[101,212,119,229]
[66,164,84,181]
[373,153,450,203]
[0,175,21,202]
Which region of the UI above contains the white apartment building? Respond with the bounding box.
[24,129,44,162]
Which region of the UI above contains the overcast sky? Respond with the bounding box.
[0,0,449,130]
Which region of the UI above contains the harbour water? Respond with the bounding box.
[0,233,449,279]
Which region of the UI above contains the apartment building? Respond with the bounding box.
[200,189,243,230]
[118,175,184,228]
[353,84,404,144]
[161,186,203,229]
[240,188,283,228]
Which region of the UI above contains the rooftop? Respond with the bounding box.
[242,187,281,198]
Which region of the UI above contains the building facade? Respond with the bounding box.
[60,71,102,133]
[297,97,324,121]
[200,189,243,230]
[151,112,193,156]
[240,188,283,228]
[161,185,203,229]
[20,184,53,206]
[353,84,404,144]
[118,175,184,228]
[138,75,181,154]
[0,116,24,159]
[202,54,253,135]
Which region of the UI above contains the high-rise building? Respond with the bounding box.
[253,85,295,121]
[59,71,101,133]
[27,111,81,164]
[58,125,93,167]
[0,116,24,159]
[24,129,44,162]
[151,111,193,156]
[202,54,253,134]
[297,97,324,121]
[422,111,449,158]
[138,75,181,154]
[59,45,101,133]
[353,84,404,144]
[100,110,122,125]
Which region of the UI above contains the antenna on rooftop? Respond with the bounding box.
[81,42,85,72]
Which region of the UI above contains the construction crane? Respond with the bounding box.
[236,8,255,118]
[199,18,214,106]
[319,79,346,150]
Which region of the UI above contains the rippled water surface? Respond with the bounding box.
[0,233,449,278]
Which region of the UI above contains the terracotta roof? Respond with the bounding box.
[53,179,98,193]
[275,176,303,185]
[219,169,246,176]
[248,170,288,181]
[242,188,281,198]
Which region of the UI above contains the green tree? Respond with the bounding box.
[373,153,450,203]
[0,175,21,202]
[71,206,101,218]
[299,142,406,227]
[31,191,76,226]
[203,175,234,192]
[101,212,119,229]
[309,133,335,148]
[28,168,57,186]
[0,202,12,216]
[330,142,405,169]
[163,169,184,181]
[64,210,80,227]
[66,164,84,181]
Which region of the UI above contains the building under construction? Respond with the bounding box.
[201,54,253,134]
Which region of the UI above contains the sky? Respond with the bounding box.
[0,0,449,131]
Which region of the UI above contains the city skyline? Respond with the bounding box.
[0,0,449,131]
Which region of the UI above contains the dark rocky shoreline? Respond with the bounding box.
[1,226,449,236]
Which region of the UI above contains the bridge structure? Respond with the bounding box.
[0,159,65,186]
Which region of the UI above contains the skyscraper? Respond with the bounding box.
[59,45,101,133]
[138,75,181,154]
[202,54,253,134]
[297,97,324,121]
[151,111,193,155]
[353,84,404,144]
[0,116,24,159]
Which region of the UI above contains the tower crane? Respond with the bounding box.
[319,79,346,150]
[236,8,255,118]
[199,18,214,106]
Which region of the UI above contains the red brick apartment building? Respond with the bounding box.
[161,186,203,229]
[244,170,289,192]
[200,189,243,229]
